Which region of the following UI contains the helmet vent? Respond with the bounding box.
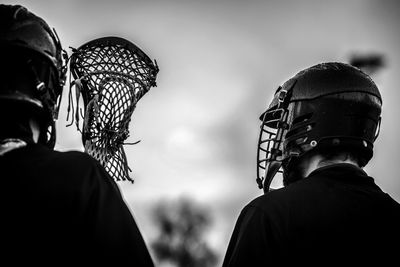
[285,112,313,140]
[292,112,312,125]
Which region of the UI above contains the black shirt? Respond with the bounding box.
[223,164,400,266]
[0,143,154,266]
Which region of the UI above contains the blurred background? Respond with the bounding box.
[7,0,400,266]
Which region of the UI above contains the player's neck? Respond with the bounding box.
[303,154,359,178]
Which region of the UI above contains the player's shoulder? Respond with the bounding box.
[234,188,294,227]
[53,148,95,163]
[33,143,112,182]
[245,182,310,215]
[246,187,288,210]
[48,146,98,168]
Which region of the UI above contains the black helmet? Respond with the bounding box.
[0,4,67,147]
[257,62,382,192]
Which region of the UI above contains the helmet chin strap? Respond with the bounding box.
[263,161,282,193]
[37,120,56,148]
[29,119,40,143]
[282,158,304,187]
[262,157,304,193]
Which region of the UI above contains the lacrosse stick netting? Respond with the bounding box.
[68,37,158,182]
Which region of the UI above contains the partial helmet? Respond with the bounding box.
[0,4,67,147]
[257,62,382,193]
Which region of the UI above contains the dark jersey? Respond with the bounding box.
[223,164,400,266]
[0,143,154,266]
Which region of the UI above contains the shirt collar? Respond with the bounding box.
[307,163,369,179]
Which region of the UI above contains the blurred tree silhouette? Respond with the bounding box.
[151,197,218,267]
[349,52,386,76]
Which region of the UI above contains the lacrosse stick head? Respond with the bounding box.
[69,36,158,182]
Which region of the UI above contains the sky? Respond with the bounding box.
[7,0,400,265]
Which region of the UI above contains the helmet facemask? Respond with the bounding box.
[257,81,295,193]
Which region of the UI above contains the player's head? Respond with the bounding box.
[0,4,67,147]
[257,62,382,192]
